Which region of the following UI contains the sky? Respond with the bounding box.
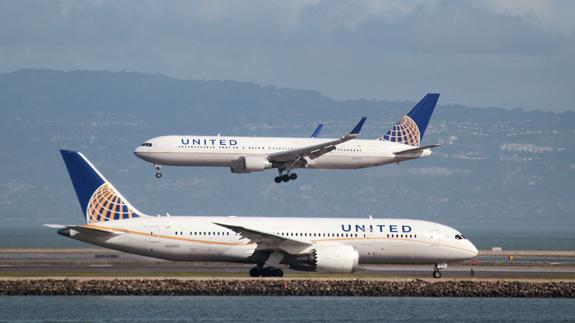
[1,0,574,112]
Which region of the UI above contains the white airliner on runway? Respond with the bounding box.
[134,93,441,183]
[50,150,478,278]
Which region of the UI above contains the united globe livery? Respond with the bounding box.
[49,150,478,278]
[134,93,441,183]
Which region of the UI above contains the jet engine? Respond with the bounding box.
[231,156,272,173]
[287,245,359,273]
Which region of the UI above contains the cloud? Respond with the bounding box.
[475,0,575,34]
[0,0,574,111]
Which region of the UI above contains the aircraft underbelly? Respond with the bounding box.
[353,240,454,265]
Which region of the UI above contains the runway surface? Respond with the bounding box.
[1,248,574,280]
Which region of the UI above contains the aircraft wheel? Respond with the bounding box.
[155,172,162,179]
[274,176,282,184]
[289,173,297,180]
[261,268,273,277]
[432,270,442,279]
[249,267,261,277]
[272,268,284,277]
[281,174,290,182]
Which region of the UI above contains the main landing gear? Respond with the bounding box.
[432,263,447,278]
[249,265,284,277]
[274,170,297,183]
[154,164,162,178]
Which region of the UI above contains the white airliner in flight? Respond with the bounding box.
[50,150,477,278]
[134,93,441,183]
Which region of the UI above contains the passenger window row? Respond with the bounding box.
[387,234,417,239]
[177,146,239,149]
[171,231,418,239]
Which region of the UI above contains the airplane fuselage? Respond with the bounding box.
[134,94,440,182]
[60,216,477,266]
[134,135,431,170]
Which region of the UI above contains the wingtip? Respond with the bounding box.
[350,117,367,135]
[310,123,324,138]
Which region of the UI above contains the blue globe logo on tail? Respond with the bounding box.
[60,150,145,224]
[86,183,141,223]
[382,115,420,147]
[379,93,439,147]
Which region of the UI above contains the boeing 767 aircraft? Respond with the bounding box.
[49,150,477,278]
[134,93,440,183]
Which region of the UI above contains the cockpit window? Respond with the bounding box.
[141,143,152,147]
[455,234,466,240]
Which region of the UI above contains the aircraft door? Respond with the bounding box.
[147,226,161,251]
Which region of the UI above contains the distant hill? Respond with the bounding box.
[1,69,573,235]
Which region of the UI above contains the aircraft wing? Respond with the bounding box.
[213,222,310,247]
[394,144,440,156]
[268,117,367,163]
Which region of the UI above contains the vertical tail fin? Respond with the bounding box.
[380,93,439,147]
[60,150,145,224]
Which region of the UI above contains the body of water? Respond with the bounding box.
[0,296,574,322]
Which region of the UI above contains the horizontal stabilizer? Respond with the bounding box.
[394,144,440,156]
[43,224,67,229]
[55,225,120,238]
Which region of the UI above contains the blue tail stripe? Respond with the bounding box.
[60,150,105,220]
[406,93,439,138]
[60,149,143,223]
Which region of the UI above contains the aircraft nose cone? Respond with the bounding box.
[468,242,479,258]
[134,146,144,158]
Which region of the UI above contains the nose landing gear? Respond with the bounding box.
[154,164,162,178]
[432,263,447,278]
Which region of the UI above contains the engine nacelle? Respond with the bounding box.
[231,156,272,173]
[288,245,359,273]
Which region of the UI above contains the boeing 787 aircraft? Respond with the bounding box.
[134,93,440,183]
[49,150,477,278]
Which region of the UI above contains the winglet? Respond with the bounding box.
[350,117,367,136]
[310,123,324,138]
